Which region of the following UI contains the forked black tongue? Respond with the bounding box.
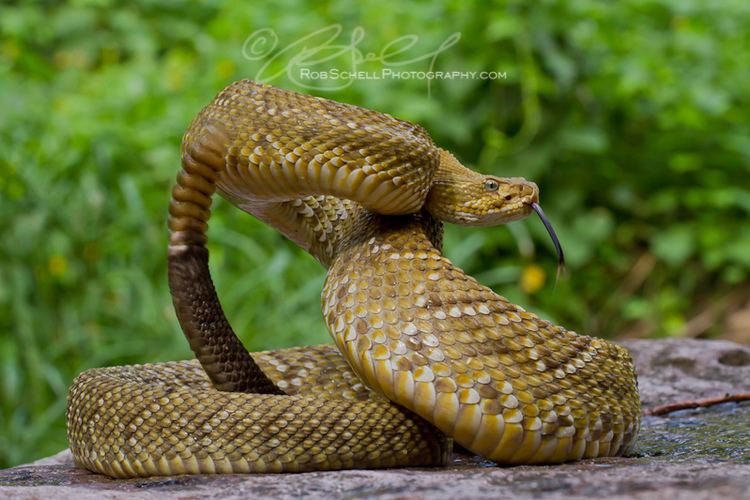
[530,202,565,281]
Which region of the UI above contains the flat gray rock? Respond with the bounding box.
[623,338,750,408]
[2,339,749,499]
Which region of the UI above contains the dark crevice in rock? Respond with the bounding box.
[718,349,750,367]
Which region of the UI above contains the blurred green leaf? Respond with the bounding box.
[652,226,694,267]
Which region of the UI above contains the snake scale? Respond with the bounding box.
[67,80,640,477]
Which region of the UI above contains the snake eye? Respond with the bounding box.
[484,179,500,192]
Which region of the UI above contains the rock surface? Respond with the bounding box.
[2,339,749,499]
[624,338,750,408]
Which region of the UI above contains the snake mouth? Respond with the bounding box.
[530,202,565,276]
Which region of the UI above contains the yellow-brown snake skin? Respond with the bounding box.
[67,80,640,477]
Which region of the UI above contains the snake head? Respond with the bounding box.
[425,149,565,270]
[425,149,539,227]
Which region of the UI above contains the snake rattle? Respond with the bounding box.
[67,80,640,477]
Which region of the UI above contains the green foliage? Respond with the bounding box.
[1,0,748,467]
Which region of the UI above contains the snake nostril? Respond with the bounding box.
[504,195,513,201]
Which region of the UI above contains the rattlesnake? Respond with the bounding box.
[67,80,640,477]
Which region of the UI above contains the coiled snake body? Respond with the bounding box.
[67,81,640,477]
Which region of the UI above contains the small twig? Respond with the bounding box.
[643,392,750,416]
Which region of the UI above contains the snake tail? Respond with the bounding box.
[167,121,282,393]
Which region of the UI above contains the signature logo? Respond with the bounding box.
[241,24,463,94]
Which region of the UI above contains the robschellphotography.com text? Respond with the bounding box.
[299,68,508,81]
[240,25,510,93]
